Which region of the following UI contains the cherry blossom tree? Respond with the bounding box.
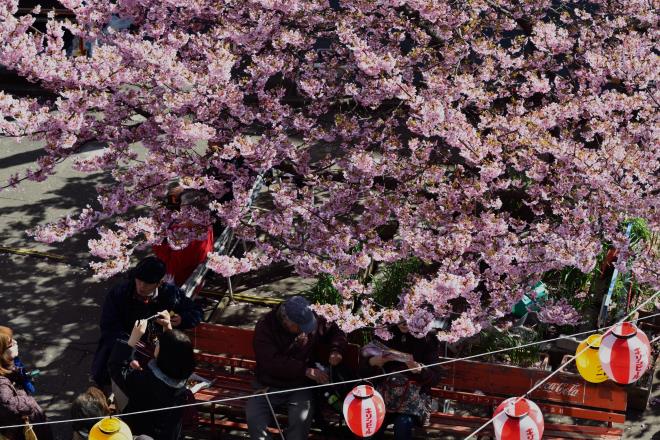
[1,0,658,341]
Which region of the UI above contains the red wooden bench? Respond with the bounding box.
[188,324,627,439]
[187,323,361,438]
[429,360,627,439]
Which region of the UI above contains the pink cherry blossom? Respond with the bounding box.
[437,312,482,344]
[0,0,656,337]
[537,299,582,326]
[206,254,249,278]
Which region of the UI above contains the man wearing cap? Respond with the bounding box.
[91,256,203,387]
[246,295,347,440]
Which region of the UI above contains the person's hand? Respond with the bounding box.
[128,320,148,347]
[368,355,388,368]
[129,360,143,371]
[328,351,343,366]
[406,359,423,374]
[170,312,182,328]
[306,368,329,384]
[155,310,173,331]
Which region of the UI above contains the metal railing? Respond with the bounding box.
[181,173,265,299]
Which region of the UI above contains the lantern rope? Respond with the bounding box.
[1,307,659,431]
[464,291,659,439]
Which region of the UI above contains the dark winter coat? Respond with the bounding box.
[109,340,188,440]
[0,375,52,440]
[91,280,203,385]
[253,305,347,388]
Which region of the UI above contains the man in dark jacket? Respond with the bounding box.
[91,256,203,387]
[246,296,347,440]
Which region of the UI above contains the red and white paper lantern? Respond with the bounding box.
[598,322,651,384]
[343,384,386,437]
[493,397,544,440]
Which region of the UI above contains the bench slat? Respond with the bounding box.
[197,417,340,439]
[190,323,256,358]
[430,388,626,424]
[195,352,257,370]
[441,360,627,412]
[428,413,623,439]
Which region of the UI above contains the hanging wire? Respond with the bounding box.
[463,291,659,439]
[1,309,659,430]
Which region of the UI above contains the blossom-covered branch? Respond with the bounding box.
[1,0,658,340]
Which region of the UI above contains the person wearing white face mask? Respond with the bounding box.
[0,327,36,396]
[5,340,18,359]
[0,326,53,440]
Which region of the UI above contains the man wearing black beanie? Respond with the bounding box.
[91,256,203,388]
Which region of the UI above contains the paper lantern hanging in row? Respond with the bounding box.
[576,323,652,385]
[576,334,608,383]
[493,397,544,440]
[598,322,651,385]
[343,384,386,437]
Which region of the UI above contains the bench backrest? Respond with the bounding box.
[432,359,627,424]
[190,323,256,358]
[189,323,361,371]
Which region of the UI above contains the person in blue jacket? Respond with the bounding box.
[91,256,203,387]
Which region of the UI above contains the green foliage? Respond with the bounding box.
[609,218,656,314]
[542,263,599,313]
[371,257,422,308]
[626,217,652,244]
[348,327,374,346]
[611,273,656,314]
[306,273,341,305]
[541,217,655,320]
[475,328,542,367]
[306,257,423,309]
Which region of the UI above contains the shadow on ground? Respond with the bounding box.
[0,172,112,262]
[0,250,114,440]
[0,172,118,439]
[205,266,316,328]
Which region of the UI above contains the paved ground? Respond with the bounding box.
[1,137,659,439]
[0,138,113,439]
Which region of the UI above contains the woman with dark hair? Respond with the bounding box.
[109,313,195,440]
[70,387,111,440]
[0,327,53,440]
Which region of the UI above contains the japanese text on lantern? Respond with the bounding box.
[527,428,535,439]
[633,347,644,380]
[365,407,373,432]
